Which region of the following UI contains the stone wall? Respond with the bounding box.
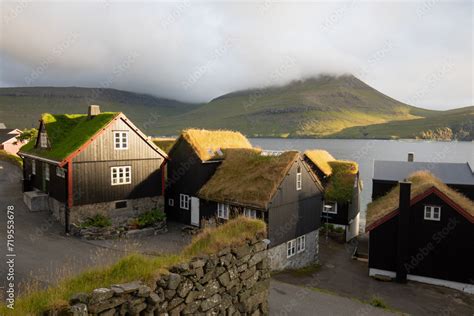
[64,238,270,315]
[268,229,319,271]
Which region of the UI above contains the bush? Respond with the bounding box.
[81,214,112,228]
[137,209,166,228]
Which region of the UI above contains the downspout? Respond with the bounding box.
[396,181,411,283]
[160,159,168,197]
[65,159,73,234]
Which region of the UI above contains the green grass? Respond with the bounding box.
[80,214,112,228]
[152,138,176,153]
[325,160,358,203]
[369,296,389,309]
[137,209,166,228]
[0,150,23,168]
[0,217,266,316]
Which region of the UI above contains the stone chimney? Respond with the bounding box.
[396,181,411,283]
[407,152,414,162]
[88,105,101,119]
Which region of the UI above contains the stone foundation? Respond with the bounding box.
[268,229,319,271]
[68,196,164,226]
[58,238,270,315]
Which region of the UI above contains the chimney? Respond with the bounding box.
[396,181,411,283]
[407,152,414,162]
[88,105,101,119]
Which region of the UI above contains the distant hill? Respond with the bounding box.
[0,87,200,129]
[1,76,472,140]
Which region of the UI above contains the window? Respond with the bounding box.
[287,239,296,258]
[244,208,257,219]
[111,166,131,185]
[31,160,36,175]
[40,132,47,148]
[168,198,174,206]
[323,202,337,214]
[424,205,441,221]
[115,201,127,209]
[114,131,128,150]
[296,165,302,190]
[217,203,229,219]
[44,164,50,181]
[56,167,66,178]
[180,194,190,210]
[297,235,305,253]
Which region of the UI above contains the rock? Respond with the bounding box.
[69,293,90,305]
[218,247,231,256]
[169,303,186,316]
[218,272,231,287]
[220,253,233,267]
[129,302,147,314]
[69,303,88,316]
[177,279,193,298]
[147,292,162,305]
[243,271,260,289]
[168,297,184,310]
[182,300,201,314]
[237,263,248,273]
[239,266,256,280]
[137,285,152,297]
[200,294,221,311]
[165,289,176,300]
[195,267,204,279]
[232,244,251,259]
[167,273,182,290]
[170,262,190,273]
[88,297,127,314]
[89,288,114,304]
[253,241,267,252]
[214,266,226,277]
[248,252,266,267]
[196,279,220,299]
[98,308,115,316]
[190,259,206,269]
[111,281,142,294]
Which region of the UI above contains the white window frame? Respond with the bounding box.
[180,194,190,210]
[323,202,337,214]
[296,166,302,191]
[40,132,47,148]
[217,203,229,219]
[114,131,129,150]
[111,166,131,185]
[31,160,36,175]
[243,208,257,219]
[44,164,50,181]
[424,205,441,221]
[297,235,305,253]
[56,167,66,178]
[287,239,296,258]
[168,198,174,207]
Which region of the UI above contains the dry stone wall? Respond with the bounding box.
[64,238,270,315]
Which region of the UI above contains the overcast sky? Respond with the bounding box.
[1,1,472,109]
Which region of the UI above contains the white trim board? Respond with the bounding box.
[369,268,474,294]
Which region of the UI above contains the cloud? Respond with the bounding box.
[0,1,472,109]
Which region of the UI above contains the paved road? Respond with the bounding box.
[270,280,394,315]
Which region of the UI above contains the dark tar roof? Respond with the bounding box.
[373,160,474,186]
[0,129,17,144]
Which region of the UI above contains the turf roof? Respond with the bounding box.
[304,150,335,176]
[20,112,119,161]
[198,148,299,209]
[152,138,176,154]
[366,171,474,230]
[324,160,359,203]
[180,128,252,161]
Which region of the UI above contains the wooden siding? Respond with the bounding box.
[267,158,323,246]
[165,139,220,223]
[74,117,161,162]
[73,159,162,205]
[369,192,474,284]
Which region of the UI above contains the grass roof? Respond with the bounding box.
[198,148,299,209]
[181,128,252,161]
[304,150,335,176]
[20,112,118,161]
[324,160,359,203]
[0,217,266,316]
[366,171,474,229]
[152,137,176,154]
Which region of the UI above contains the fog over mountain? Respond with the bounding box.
[0,1,472,109]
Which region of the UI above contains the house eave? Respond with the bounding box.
[18,152,61,165]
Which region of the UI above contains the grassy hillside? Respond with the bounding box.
[1,77,472,140]
[0,87,200,130]
[155,75,438,137]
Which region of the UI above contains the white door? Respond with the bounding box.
[191,197,200,226]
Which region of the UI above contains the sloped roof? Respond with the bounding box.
[366,171,474,231]
[325,160,359,203]
[152,138,176,154]
[20,112,119,161]
[373,160,474,186]
[304,150,335,176]
[179,129,252,161]
[198,148,299,209]
[0,129,18,144]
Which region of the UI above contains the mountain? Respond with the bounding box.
[0,87,200,129]
[1,76,472,140]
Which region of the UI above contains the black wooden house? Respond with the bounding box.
[198,148,324,271]
[19,105,168,229]
[164,129,253,226]
[366,171,474,294]
[304,150,361,242]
